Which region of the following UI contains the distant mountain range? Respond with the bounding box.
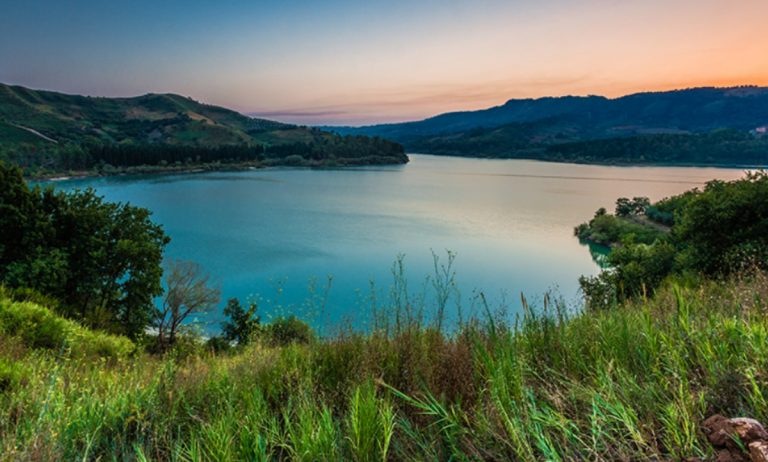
[0,83,406,175]
[330,87,768,165]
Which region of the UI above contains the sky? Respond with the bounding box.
[1,0,767,126]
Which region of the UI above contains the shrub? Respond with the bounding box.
[206,335,233,353]
[263,316,314,346]
[0,358,24,393]
[0,297,134,358]
[676,172,768,275]
[0,286,61,312]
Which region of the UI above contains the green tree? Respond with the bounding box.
[615,197,649,216]
[0,163,41,269]
[615,197,633,217]
[631,196,650,214]
[675,172,768,275]
[221,298,260,346]
[0,161,169,338]
[608,241,676,299]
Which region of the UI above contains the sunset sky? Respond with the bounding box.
[2,0,767,125]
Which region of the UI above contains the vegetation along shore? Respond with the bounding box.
[0,83,408,179]
[1,158,768,460]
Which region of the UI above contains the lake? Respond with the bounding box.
[51,154,747,333]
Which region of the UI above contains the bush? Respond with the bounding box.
[263,316,314,346]
[576,213,664,246]
[0,286,61,312]
[579,272,618,311]
[0,358,25,393]
[0,297,134,358]
[676,172,768,275]
[283,154,306,166]
[608,240,677,298]
[205,335,233,353]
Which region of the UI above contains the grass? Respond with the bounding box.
[0,295,134,359]
[1,271,768,460]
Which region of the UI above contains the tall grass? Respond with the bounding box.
[1,271,768,460]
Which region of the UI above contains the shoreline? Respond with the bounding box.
[26,151,759,183]
[407,152,767,170]
[27,156,410,182]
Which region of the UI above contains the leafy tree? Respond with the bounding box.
[608,241,676,299]
[0,163,41,268]
[575,213,663,246]
[615,197,633,217]
[0,162,169,338]
[675,172,768,275]
[615,197,649,217]
[155,260,220,348]
[221,298,260,346]
[631,196,650,214]
[578,272,616,311]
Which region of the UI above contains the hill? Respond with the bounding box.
[330,87,768,165]
[0,84,407,175]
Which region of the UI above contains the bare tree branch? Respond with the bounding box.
[156,259,220,349]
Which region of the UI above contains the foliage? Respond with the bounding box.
[262,316,314,346]
[0,84,407,176]
[575,212,664,247]
[0,294,134,358]
[605,240,677,300]
[645,190,699,226]
[0,359,25,394]
[341,86,768,166]
[0,162,169,338]
[1,273,768,460]
[221,298,260,347]
[402,127,768,166]
[644,205,675,226]
[546,130,768,165]
[345,380,395,462]
[578,172,768,304]
[675,171,768,275]
[615,196,650,217]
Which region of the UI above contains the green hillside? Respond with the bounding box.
[332,86,768,166]
[409,122,768,166]
[0,84,407,174]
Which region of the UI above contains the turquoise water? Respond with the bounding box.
[50,155,747,332]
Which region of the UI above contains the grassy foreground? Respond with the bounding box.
[1,272,768,461]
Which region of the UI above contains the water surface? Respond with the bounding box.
[52,155,748,332]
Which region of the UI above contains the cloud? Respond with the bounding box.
[247,110,349,118]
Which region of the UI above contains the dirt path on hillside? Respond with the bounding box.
[10,123,58,144]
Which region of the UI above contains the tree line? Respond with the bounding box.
[2,134,406,174]
[546,130,768,165]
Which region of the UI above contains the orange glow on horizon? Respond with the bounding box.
[4,0,767,125]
